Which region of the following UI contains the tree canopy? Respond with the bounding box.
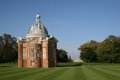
[78,35,120,63]
[0,34,18,63]
[57,49,69,62]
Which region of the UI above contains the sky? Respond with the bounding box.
[0,0,120,59]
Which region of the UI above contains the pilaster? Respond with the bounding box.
[18,42,23,67]
[42,41,48,68]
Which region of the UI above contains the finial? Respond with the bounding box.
[36,14,41,23]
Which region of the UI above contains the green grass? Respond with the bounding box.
[57,62,82,67]
[0,63,120,80]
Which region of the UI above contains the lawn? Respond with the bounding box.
[0,63,120,80]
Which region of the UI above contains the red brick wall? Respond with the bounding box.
[18,42,23,67]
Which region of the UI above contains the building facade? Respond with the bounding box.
[17,15,58,68]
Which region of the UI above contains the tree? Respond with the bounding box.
[57,49,68,62]
[68,55,73,62]
[79,35,120,63]
[79,40,98,63]
[0,34,17,63]
[97,35,120,63]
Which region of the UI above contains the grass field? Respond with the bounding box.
[0,63,120,80]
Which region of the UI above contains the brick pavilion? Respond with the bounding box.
[17,14,58,68]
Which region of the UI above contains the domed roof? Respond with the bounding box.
[26,14,49,38]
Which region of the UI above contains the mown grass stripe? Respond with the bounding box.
[0,67,16,71]
[0,68,50,80]
[93,64,120,68]
[18,67,67,80]
[0,63,120,80]
[36,67,68,80]
[74,67,86,80]
[52,67,76,80]
[92,65,120,77]
[52,66,90,80]
[0,68,32,76]
[89,66,120,80]
[96,66,120,73]
[0,68,39,77]
[81,65,108,80]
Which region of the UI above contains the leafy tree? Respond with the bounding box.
[97,35,120,63]
[79,35,120,63]
[79,40,98,63]
[57,49,68,62]
[0,34,17,63]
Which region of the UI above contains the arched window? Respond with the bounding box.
[31,48,34,61]
[37,48,40,58]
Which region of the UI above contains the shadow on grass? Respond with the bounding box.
[0,63,17,67]
[57,62,82,67]
[0,66,12,67]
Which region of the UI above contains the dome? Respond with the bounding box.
[28,24,48,36]
[26,15,49,38]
